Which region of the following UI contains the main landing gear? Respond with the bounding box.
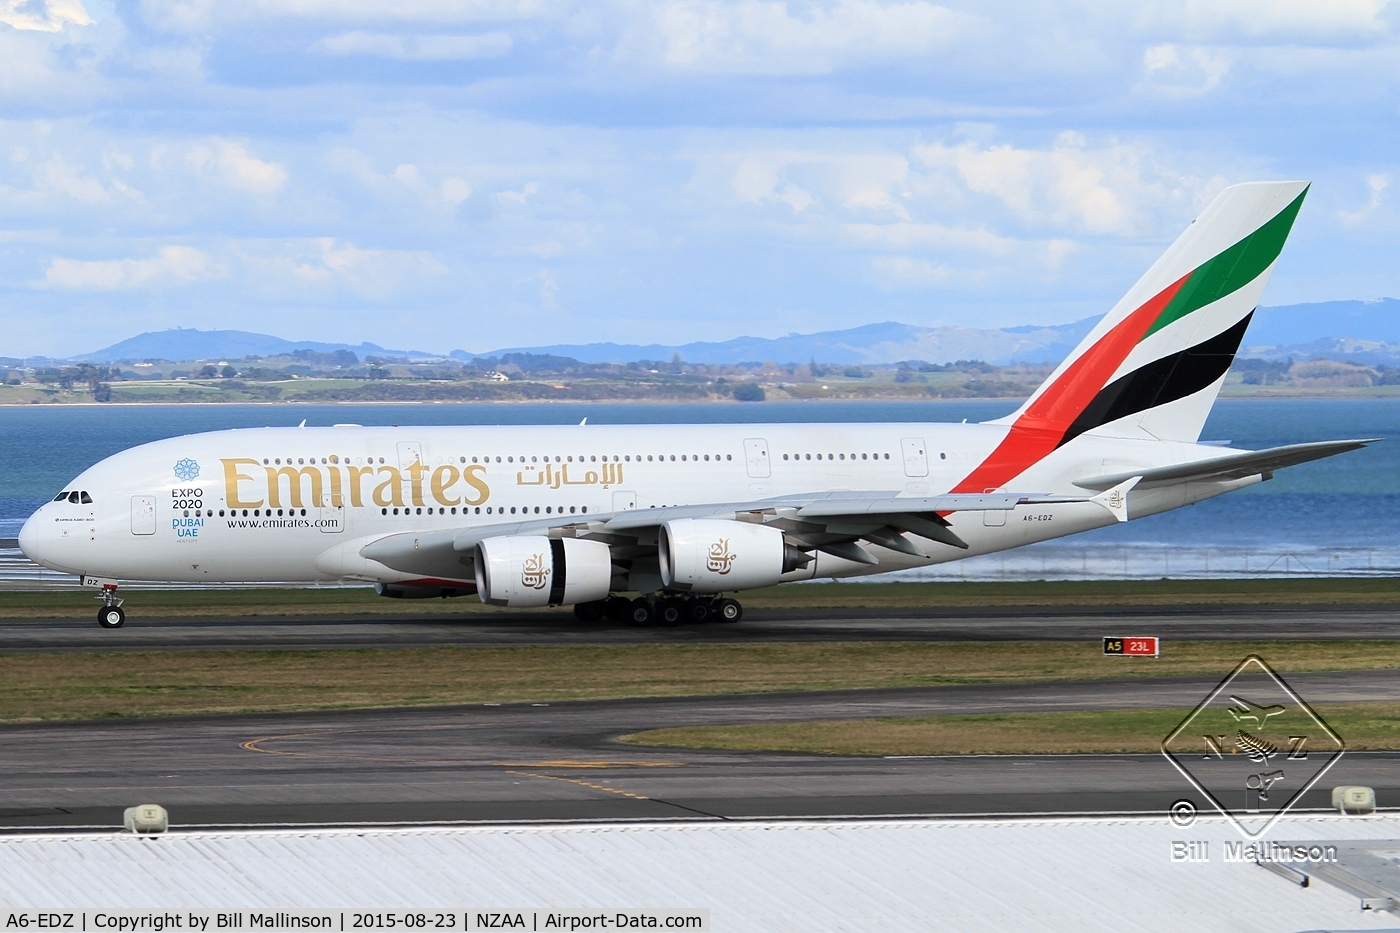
[573,595,743,627]
[96,584,125,628]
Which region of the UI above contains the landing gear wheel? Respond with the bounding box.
[715,598,743,623]
[627,597,654,627]
[657,599,684,626]
[97,606,125,628]
[573,600,606,623]
[687,600,712,623]
[604,596,632,624]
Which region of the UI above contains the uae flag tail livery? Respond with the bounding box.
[18,178,1379,628]
[957,181,1310,496]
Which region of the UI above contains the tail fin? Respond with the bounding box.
[956,181,1308,494]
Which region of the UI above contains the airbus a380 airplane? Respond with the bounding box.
[19,181,1374,628]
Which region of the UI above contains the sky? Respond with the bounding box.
[1,0,1399,358]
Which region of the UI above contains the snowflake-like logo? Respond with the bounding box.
[173,459,201,481]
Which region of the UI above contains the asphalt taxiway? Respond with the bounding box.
[3,602,1400,651]
[3,669,1399,830]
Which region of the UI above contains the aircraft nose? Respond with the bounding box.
[18,508,50,567]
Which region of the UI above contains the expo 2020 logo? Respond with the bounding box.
[173,459,201,482]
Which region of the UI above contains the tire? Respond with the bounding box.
[688,600,712,623]
[627,597,654,626]
[715,598,743,623]
[604,596,632,623]
[97,606,125,629]
[573,600,606,623]
[657,599,684,626]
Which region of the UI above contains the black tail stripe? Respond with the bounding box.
[1059,311,1253,447]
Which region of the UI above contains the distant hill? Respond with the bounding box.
[1241,299,1400,364]
[456,319,1102,366]
[1245,298,1400,346]
[77,329,439,363]
[70,299,1400,367]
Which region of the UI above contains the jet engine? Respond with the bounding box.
[659,518,809,593]
[474,535,613,607]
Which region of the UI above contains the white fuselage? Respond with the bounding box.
[18,421,1253,589]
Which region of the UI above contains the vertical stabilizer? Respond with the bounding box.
[957,181,1308,494]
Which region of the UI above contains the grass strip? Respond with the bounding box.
[2,640,1400,722]
[622,703,1400,755]
[3,576,1400,617]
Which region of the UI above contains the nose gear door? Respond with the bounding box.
[131,496,156,535]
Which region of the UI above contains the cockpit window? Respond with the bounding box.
[80,491,92,504]
[53,492,69,502]
[67,492,80,503]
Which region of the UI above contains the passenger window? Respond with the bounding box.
[80,491,92,504]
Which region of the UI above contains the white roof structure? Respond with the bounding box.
[2,814,1399,931]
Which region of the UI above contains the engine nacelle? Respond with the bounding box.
[474,535,613,607]
[659,518,806,593]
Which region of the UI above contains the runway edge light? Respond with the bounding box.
[123,803,168,834]
[1333,786,1377,815]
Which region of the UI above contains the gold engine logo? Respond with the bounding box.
[707,538,737,575]
[521,553,551,590]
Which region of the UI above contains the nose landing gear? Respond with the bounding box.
[95,584,125,628]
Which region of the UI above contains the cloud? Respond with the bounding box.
[266,238,449,298]
[635,0,975,75]
[311,30,513,60]
[498,181,538,204]
[139,0,548,33]
[912,134,1193,235]
[716,149,911,217]
[1132,0,1390,42]
[870,255,951,287]
[32,157,115,203]
[185,140,288,195]
[1140,43,1231,96]
[1338,173,1389,226]
[0,0,92,32]
[440,177,472,204]
[43,246,218,289]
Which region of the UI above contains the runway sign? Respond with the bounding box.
[1104,636,1159,657]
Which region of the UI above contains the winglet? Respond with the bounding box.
[1092,476,1141,523]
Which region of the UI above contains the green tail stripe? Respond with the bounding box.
[1143,187,1308,340]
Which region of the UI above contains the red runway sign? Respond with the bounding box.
[1103,636,1159,657]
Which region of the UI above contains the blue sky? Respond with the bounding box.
[1,0,1398,357]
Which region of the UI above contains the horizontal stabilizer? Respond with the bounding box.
[1073,439,1376,491]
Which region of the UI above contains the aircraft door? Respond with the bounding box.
[744,438,771,478]
[901,437,929,477]
[131,495,156,535]
[319,504,345,533]
[397,442,423,470]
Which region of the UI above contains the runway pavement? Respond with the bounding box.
[3,670,1400,830]
[4,602,1400,651]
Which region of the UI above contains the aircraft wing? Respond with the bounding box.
[1072,439,1376,491]
[357,486,1129,576]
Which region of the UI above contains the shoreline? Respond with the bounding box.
[0,392,1395,408]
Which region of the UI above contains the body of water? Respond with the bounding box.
[1,398,1395,582]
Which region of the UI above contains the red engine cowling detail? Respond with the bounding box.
[474,535,612,607]
[659,519,790,593]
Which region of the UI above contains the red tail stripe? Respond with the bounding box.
[950,272,1191,495]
